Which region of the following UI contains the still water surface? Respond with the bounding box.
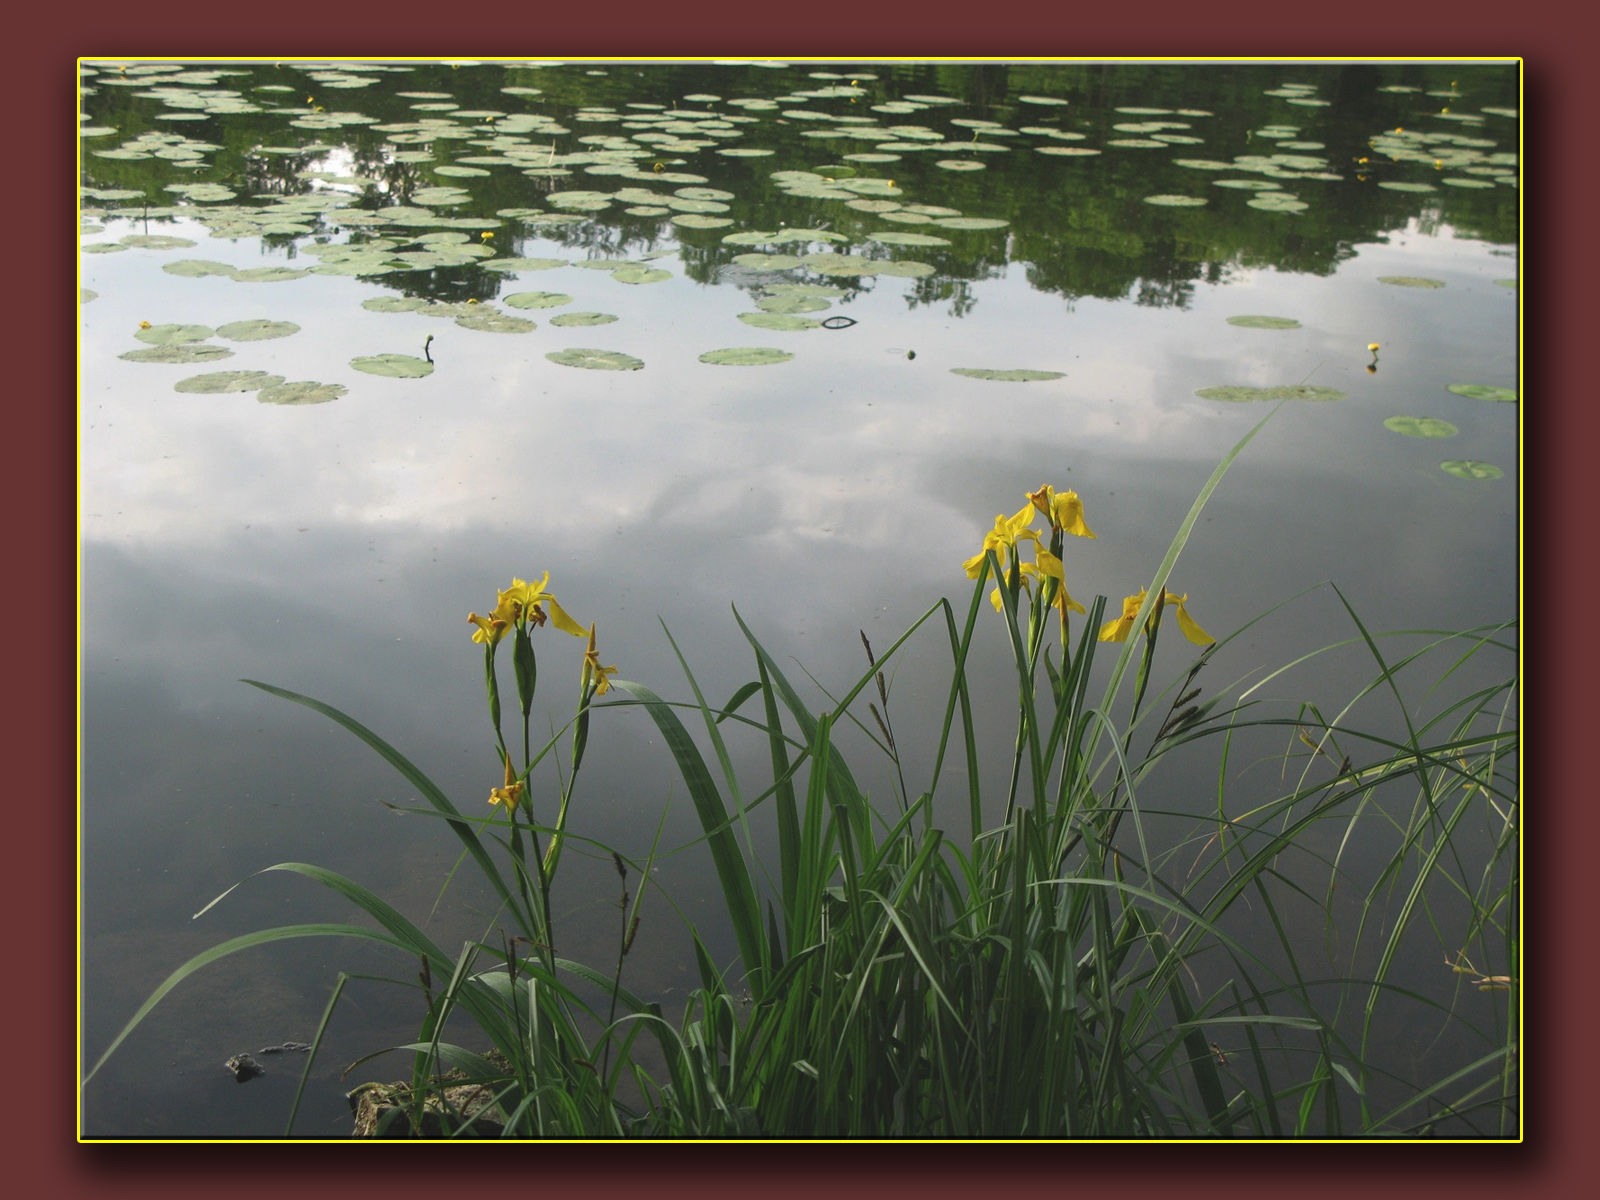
[78,58,1519,1136]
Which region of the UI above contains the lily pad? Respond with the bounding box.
[1446,384,1517,403]
[671,214,734,229]
[504,291,574,309]
[81,242,131,254]
[738,312,822,331]
[174,370,286,394]
[80,288,98,303]
[135,323,216,346]
[1379,276,1446,288]
[120,234,198,249]
[1494,279,1517,288]
[362,296,429,313]
[932,217,1009,230]
[217,318,300,341]
[758,294,831,314]
[611,266,672,284]
[699,347,794,366]
[118,344,234,364]
[549,312,619,327]
[258,380,348,405]
[951,368,1064,382]
[1440,460,1504,480]
[456,312,536,333]
[874,260,937,278]
[936,159,987,171]
[350,353,435,378]
[1226,315,1301,330]
[232,266,311,283]
[732,253,803,271]
[546,348,644,370]
[483,256,568,272]
[868,232,951,247]
[1143,194,1208,207]
[722,230,782,246]
[1194,384,1346,402]
[1384,416,1458,438]
[1377,181,1437,193]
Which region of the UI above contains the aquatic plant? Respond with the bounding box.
[83,413,1518,1138]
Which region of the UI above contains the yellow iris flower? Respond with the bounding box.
[1098,590,1214,645]
[962,504,1042,580]
[467,612,509,645]
[488,750,526,814]
[497,572,586,637]
[581,624,619,696]
[1026,484,1096,539]
[1023,546,1087,618]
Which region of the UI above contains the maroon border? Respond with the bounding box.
[30,2,1582,1195]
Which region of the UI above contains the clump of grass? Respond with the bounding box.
[83,410,1517,1137]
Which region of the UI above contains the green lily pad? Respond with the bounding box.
[362,296,429,313]
[671,214,734,229]
[721,230,782,246]
[232,266,311,283]
[738,312,822,331]
[612,266,672,284]
[732,253,803,270]
[1214,179,1283,190]
[549,311,619,327]
[868,231,951,247]
[350,353,435,378]
[1440,460,1504,480]
[874,260,937,278]
[1226,315,1301,330]
[1446,383,1517,402]
[135,323,217,346]
[1494,279,1517,288]
[951,368,1064,382]
[1377,181,1437,192]
[257,380,347,405]
[216,318,300,341]
[1384,416,1458,438]
[546,347,644,370]
[80,288,98,304]
[1379,276,1446,288]
[504,291,573,309]
[932,217,1009,230]
[120,234,197,249]
[1143,194,1208,207]
[801,253,877,277]
[483,257,568,272]
[1194,384,1346,402]
[118,343,235,364]
[936,159,987,171]
[174,369,286,394]
[758,294,830,314]
[456,312,536,333]
[699,346,794,366]
[81,242,131,254]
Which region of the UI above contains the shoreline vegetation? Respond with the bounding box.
[84,415,1519,1138]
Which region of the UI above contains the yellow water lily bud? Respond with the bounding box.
[480,231,493,239]
[139,320,151,329]
[1368,342,1380,351]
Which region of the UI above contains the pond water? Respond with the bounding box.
[78,59,1520,1138]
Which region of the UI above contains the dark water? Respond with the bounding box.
[78,58,1519,1137]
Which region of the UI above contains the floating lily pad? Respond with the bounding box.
[1033,145,1101,156]
[722,230,782,246]
[350,353,435,377]
[216,318,300,341]
[1144,194,1208,206]
[118,343,234,364]
[699,346,794,366]
[875,260,937,278]
[81,242,131,254]
[1226,315,1301,330]
[546,347,644,370]
[232,266,311,283]
[612,266,673,284]
[549,311,618,327]
[1379,276,1446,288]
[671,214,734,229]
[1494,279,1517,288]
[80,288,98,303]
[1195,384,1346,402]
[1378,181,1437,193]
[457,312,536,333]
[951,368,1064,382]
[174,369,285,394]
[936,159,987,171]
[1446,383,1517,403]
[933,217,1010,230]
[738,312,822,331]
[258,380,347,405]
[504,291,573,309]
[362,296,428,313]
[1440,460,1504,480]
[758,294,831,314]
[1384,416,1458,438]
[868,231,951,247]
[135,323,216,346]
[732,253,802,271]
[120,234,197,249]
[483,256,568,272]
